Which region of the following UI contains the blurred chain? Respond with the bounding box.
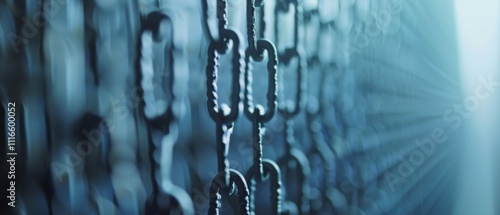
[301,1,339,213]
[140,10,194,215]
[274,0,311,214]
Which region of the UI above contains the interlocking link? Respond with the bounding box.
[206,27,245,187]
[243,1,283,213]
[244,0,278,123]
[246,159,282,215]
[208,170,251,215]
[204,1,251,210]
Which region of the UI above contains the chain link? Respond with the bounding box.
[209,170,251,215]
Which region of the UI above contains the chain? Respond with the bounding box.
[206,27,244,185]
[316,1,362,212]
[274,0,306,119]
[243,0,283,214]
[301,1,339,213]
[209,170,251,215]
[205,1,251,214]
[140,11,194,215]
[273,0,311,214]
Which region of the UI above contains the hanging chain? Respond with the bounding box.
[244,0,278,177]
[140,11,194,215]
[205,1,251,214]
[209,170,251,215]
[206,27,245,186]
[302,1,338,212]
[274,0,311,214]
[243,1,283,214]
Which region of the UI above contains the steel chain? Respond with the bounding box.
[243,1,283,213]
[205,1,251,214]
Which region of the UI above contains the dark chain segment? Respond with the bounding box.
[209,170,251,215]
[246,159,283,215]
[204,0,232,52]
[206,27,245,186]
[205,2,251,213]
[246,0,267,61]
[244,0,283,213]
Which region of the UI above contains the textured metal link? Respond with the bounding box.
[206,28,245,125]
[246,159,282,215]
[206,27,245,186]
[208,170,251,215]
[246,0,266,61]
[244,40,278,123]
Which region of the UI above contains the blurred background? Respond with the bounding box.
[0,0,499,214]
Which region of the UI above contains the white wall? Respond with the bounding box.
[453,1,500,214]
